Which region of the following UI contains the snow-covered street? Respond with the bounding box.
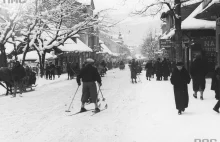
[0,66,220,142]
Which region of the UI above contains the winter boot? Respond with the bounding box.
[193,94,197,99]
[213,107,219,113]
[200,96,203,100]
[80,107,87,112]
[94,107,100,113]
[178,110,182,115]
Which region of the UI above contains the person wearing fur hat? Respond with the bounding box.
[170,62,191,115]
[77,58,102,113]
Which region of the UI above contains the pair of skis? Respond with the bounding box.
[70,103,107,116]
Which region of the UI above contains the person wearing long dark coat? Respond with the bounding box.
[130,59,138,83]
[145,60,153,81]
[155,58,162,81]
[211,66,220,113]
[162,58,170,81]
[190,53,208,100]
[170,62,191,115]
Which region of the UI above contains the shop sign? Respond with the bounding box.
[160,39,172,48]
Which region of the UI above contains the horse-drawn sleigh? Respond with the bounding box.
[0,61,37,97]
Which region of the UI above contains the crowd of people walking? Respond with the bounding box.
[128,52,220,115]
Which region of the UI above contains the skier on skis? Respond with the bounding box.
[77,58,102,113]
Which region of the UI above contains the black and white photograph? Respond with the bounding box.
[0,0,220,142]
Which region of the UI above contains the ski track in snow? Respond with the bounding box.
[0,65,220,142]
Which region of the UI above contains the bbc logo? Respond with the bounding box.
[3,0,26,3]
[195,139,217,142]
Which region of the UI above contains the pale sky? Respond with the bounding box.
[94,0,163,46]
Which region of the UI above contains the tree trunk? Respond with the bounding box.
[174,0,182,62]
[40,52,46,78]
[22,47,29,66]
[0,43,7,67]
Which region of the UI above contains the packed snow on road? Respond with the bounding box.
[0,66,219,142]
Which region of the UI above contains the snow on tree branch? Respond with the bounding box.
[129,0,194,19]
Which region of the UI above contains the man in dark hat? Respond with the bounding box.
[77,58,102,113]
[170,62,191,115]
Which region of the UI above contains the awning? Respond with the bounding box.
[96,43,113,55]
[57,38,93,52]
[196,0,220,20]
[182,2,216,30]
[14,51,57,61]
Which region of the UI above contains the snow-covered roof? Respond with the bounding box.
[57,38,92,52]
[15,51,56,61]
[99,40,104,44]
[5,42,14,55]
[160,28,175,39]
[111,53,119,57]
[182,2,216,30]
[181,0,203,7]
[76,0,90,5]
[96,43,113,55]
[197,0,220,17]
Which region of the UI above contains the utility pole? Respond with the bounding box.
[174,0,182,62]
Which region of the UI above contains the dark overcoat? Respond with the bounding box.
[190,58,208,91]
[171,67,191,110]
[145,62,153,77]
[211,67,220,100]
[155,61,162,76]
[130,61,137,79]
[162,60,170,77]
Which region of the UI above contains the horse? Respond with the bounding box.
[0,61,26,97]
[0,67,13,95]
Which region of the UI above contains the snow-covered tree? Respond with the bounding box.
[125,0,198,62]
[1,0,111,76]
[141,32,159,60]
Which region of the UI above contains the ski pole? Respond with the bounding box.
[98,85,108,109]
[98,85,105,101]
[65,86,80,112]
